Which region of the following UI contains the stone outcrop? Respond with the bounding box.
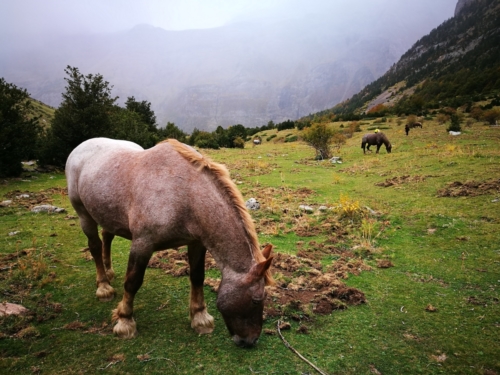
[455,0,480,16]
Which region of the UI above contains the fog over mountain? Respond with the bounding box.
[0,0,457,131]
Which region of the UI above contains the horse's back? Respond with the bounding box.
[66,138,145,220]
[65,138,208,239]
[362,133,376,144]
[66,138,143,171]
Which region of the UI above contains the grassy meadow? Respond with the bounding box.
[1,117,499,374]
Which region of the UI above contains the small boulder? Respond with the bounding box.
[245,198,260,210]
[0,302,28,316]
[31,205,66,213]
[0,200,12,207]
[299,205,314,213]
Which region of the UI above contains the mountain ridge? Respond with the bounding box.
[328,0,500,117]
[0,1,456,131]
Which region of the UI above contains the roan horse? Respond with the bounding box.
[65,138,274,347]
[361,132,392,154]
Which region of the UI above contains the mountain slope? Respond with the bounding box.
[0,1,455,131]
[330,0,500,116]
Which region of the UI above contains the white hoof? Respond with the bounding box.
[96,283,115,302]
[191,310,215,334]
[113,317,138,339]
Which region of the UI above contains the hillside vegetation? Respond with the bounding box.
[327,0,500,117]
[29,99,55,127]
[1,113,499,374]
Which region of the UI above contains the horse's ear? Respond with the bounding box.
[245,257,273,283]
[262,244,273,259]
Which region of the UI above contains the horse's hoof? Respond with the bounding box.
[191,310,215,334]
[96,284,115,302]
[113,317,138,339]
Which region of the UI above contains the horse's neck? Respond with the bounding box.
[191,189,256,275]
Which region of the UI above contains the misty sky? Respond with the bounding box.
[1,0,458,36]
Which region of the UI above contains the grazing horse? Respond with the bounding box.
[405,122,423,135]
[361,132,392,154]
[65,138,274,347]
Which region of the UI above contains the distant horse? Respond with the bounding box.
[361,132,392,154]
[65,138,274,347]
[405,122,422,136]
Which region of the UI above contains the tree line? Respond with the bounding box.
[0,67,308,178]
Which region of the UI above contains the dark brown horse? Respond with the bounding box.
[66,138,273,347]
[405,122,423,135]
[361,132,392,154]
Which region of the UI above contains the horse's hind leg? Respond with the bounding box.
[188,242,214,334]
[102,229,115,281]
[112,239,153,339]
[79,214,115,301]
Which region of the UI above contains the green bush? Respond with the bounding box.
[0,78,42,177]
[266,134,277,141]
[447,114,462,132]
[233,136,245,148]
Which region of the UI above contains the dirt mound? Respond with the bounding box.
[263,251,370,318]
[148,249,368,320]
[437,179,500,197]
[375,175,427,187]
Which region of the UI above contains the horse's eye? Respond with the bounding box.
[252,291,267,304]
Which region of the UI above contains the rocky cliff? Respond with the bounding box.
[455,0,480,16]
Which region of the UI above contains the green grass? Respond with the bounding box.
[1,118,499,374]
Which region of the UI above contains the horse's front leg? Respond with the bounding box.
[376,144,381,153]
[112,240,153,339]
[188,242,214,334]
[102,229,115,281]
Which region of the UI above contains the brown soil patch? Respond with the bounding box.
[149,248,369,320]
[148,248,218,277]
[377,259,394,268]
[375,175,427,187]
[437,179,500,197]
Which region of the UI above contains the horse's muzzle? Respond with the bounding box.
[233,335,259,348]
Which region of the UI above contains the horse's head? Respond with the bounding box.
[386,143,392,153]
[216,250,273,347]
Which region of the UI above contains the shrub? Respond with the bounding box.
[437,113,450,124]
[0,78,43,177]
[233,136,245,148]
[302,123,341,159]
[266,134,277,142]
[447,114,462,132]
[284,135,298,142]
[406,114,417,125]
[483,108,500,125]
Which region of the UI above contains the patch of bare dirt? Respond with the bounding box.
[437,179,500,197]
[148,248,369,320]
[375,175,427,187]
[148,248,218,277]
[377,259,394,268]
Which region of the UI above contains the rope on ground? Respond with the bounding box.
[276,320,329,375]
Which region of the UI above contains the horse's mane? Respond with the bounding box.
[379,132,391,146]
[163,139,273,285]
